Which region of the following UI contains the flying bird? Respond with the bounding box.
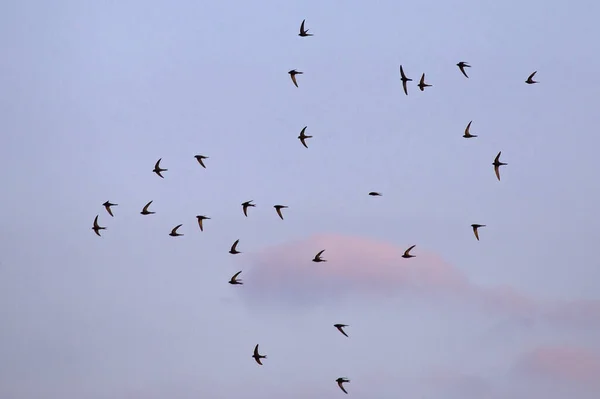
[169,224,183,237]
[289,69,303,87]
[313,249,327,262]
[493,151,507,181]
[525,71,538,84]
[229,271,243,285]
[334,324,349,337]
[368,192,382,196]
[298,126,312,148]
[92,215,106,237]
[241,200,255,217]
[463,121,477,138]
[336,378,350,394]
[457,61,471,78]
[402,245,416,258]
[102,201,117,217]
[194,155,208,168]
[140,200,155,215]
[252,344,267,365]
[196,215,210,231]
[418,73,432,91]
[229,239,241,254]
[399,65,412,95]
[274,205,288,220]
[299,19,313,37]
[471,224,486,241]
[153,158,167,178]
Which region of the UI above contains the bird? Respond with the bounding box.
[196,215,210,231]
[418,73,432,91]
[368,192,382,196]
[402,245,416,258]
[153,158,167,178]
[241,200,255,217]
[463,121,477,138]
[252,344,267,365]
[471,224,486,241]
[298,126,312,148]
[313,249,327,262]
[274,205,288,220]
[336,378,350,394]
[299,19,313,37]
[102,201,117,217]
[289,69,303,87]
[493,151,507,181]
[169,224,183,237]
[525,71,538,84]
[229,239,241,254]
[457,61,471,78]
[140,200,155,215]
[194,155,208,168]
[334,324,349,337]
[229,271,243,285]
[92,215,106,237]
[399,65,412,95]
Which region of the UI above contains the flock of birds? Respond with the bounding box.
[89,18,538,395]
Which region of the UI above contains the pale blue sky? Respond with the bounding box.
[1,0,600,398]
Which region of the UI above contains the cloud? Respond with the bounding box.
[239,233,600,328]
[512,345,600,386]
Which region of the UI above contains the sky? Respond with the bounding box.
[1,0,600,397]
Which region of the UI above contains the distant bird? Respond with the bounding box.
[463,121,477,138]
[493,151,507,181]
[102,201,117,217]
[457,61,471,78]
[252,344,267,365]
[525,71,538,84]
[471,224,486,241]
[92,215,106,237]
[299,19,313,37]
[418,73,432,91]
[368,192,382,196]
[336,378,350,394]
[298,126,312,148]
[196,215,210,231]
[229,239,241,254]
[402,245,416,258]
[274,205,288,220]
[140,200,155,215]
[313,249,327,262]
[194,155,208,168]
[242,200,255,217]
[334,324,349,337]
[229,270,243,285]
[399,65,412,95]
[153,158,167,178]
[169,224,183,237]
[289,69,303,87]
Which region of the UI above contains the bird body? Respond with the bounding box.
[336,378,350,394]
[194,155,208,168]
[153,158,167,178]
[196,215,210,231]
[298,126,312,148]
[463,121,477,138]
[457,61,471,78]
[334,324,349,337]
[471,224,486,241]
[299,19,313,36]
[289,69,303,87]
[242,200,255,217]
[400,65,412,95]
[313,249,327,262]
[252,344,267,365]
[229,271,243,285]
[526,71,538,84]
[169,224,183,237]
[140,200,155,215]
[368,192,382,196]
[229,239,241,254]
[418,73,432,91]
[493,151,507,181]
[102,201,117,217]
[92,215,106,236]
[274,205,288,220]
[402,245,416,258]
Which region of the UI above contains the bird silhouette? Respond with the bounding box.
[457,61,471,78]
[229,271,243,285]
[298,126,312,148]
[299,19,313,37]
[102,201,117,217]
[463,121,477,138]
[418,73,432,91]
[368,192,382,196]
[336,378,350,394]
[153,158,167,178]
[252,344,267,365]
[241,200,255,217]
[196,215,210,231]
[92,215,105,237]
[399,65,412,95]
[471,224,486,241]
[402,245,416,258]
[334,324,349,337]
[525,71,538,84]
[274,205,288,220]
[194,155,208,168]
[493,151,507,181]
[313,249,327,262]
[140,200,155,215]
[289,69,303,87]
[229,239,242,254]
[169,224,183,237]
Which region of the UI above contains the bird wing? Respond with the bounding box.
[316,249,325,258]
[494,151,501,163]
[494,164,501,181]
[197,218,204,231]
[253,344,259,356]
[459,64,469,78]
[231,239,239,251]
[275,207,284,220]
[419,73,425,85]
[402,79,408,95]
[154,158,162,169]
[465,121,472,136]
[142,200,153,213]
[105,205,114,217]
[231,271,242,281]
[291,73,298,87]
[300,19,305,33]
[404,245,415,256]
[528,71,537,80]
[300,137,308,148]
[93,215,100,229]
[338,381,348,394]
[473,226,480,241]
[171,224,182,234]
[400,65,406,80]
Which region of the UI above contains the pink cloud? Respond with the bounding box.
[239,233,599,328]
[513,345,600,386]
